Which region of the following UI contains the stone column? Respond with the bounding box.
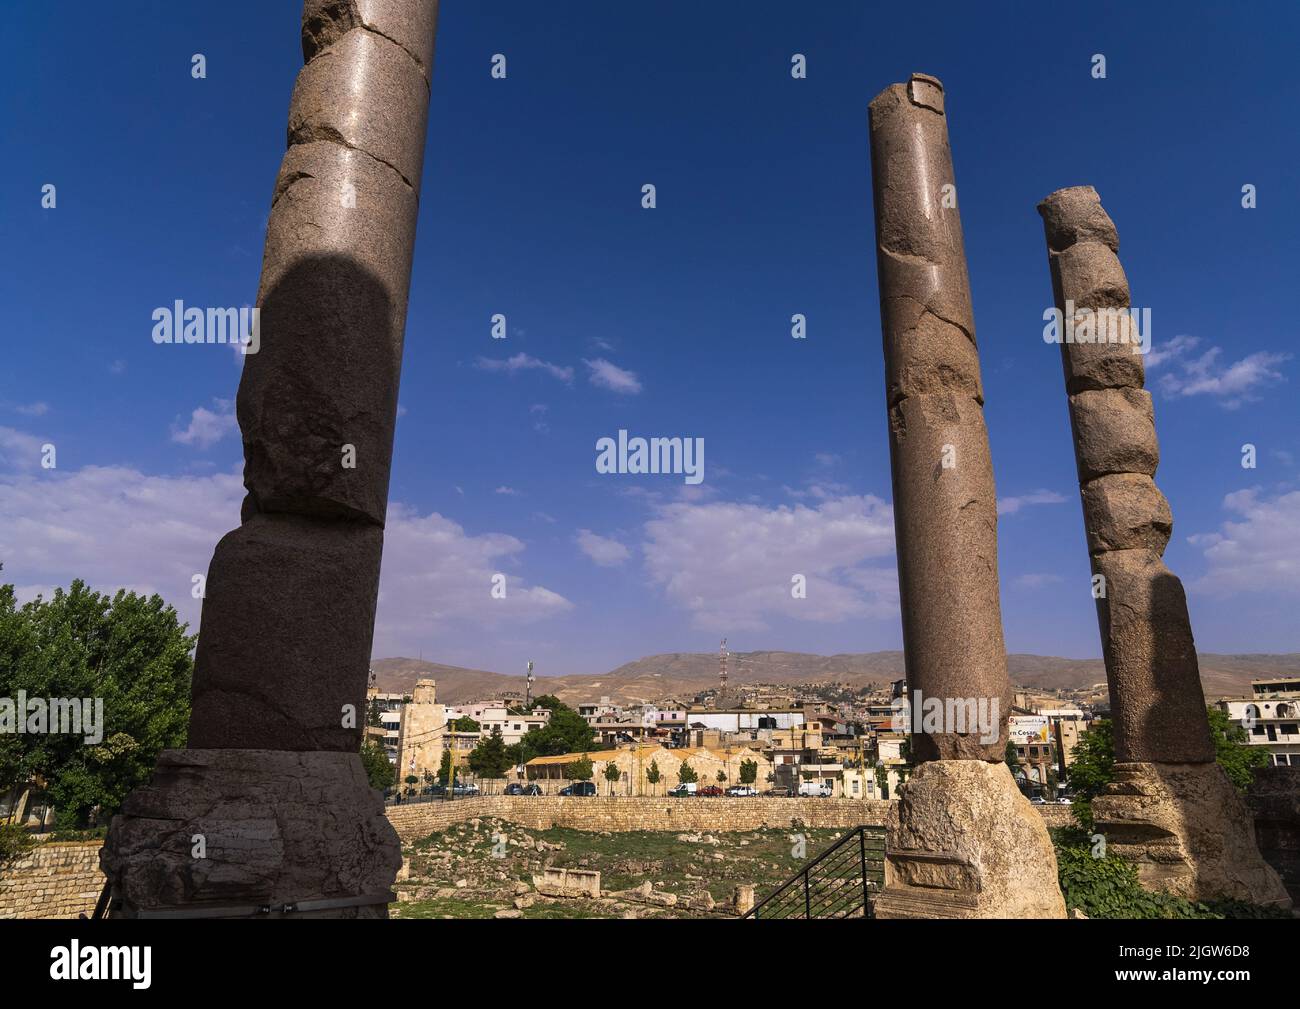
[1037,186,1287,906]
[868,74,1064,919]
[100,0,439,918]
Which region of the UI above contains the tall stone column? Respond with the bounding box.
[1037,186,1287,906]
[100,0,439,918]
[868,74,1064,919]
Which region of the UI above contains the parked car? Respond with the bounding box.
[762,787,792,798]
[797,781,833,797]
[698,785,724,797]
[667,782,697,797]
[451,782,479,796]
[726,785,757,797]
[559,781,597,797]
[504,782,543,796]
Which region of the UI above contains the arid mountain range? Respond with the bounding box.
[370,652,1300,707]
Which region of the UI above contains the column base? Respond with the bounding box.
[101,748,400,918]
[1092,761,1290,908]
[873,760,1066,919]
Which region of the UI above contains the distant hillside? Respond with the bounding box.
[371,651,1300,706]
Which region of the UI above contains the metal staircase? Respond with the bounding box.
[743,825,885,919]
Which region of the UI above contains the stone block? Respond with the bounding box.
[874,760,1065,918]
[1094,761,1290,906]
[1052,241,1130,310]
[882,295,984,406]
[302,0,439,86]
[100,749,400,917]
[1059,310,1147,393]
[887,392,1011,760]
[288,28,429,191]
[1036,185,1120,254]
[1068,387,1158,480]
[189,513,382,751]
[1081,472,1172,555]
[1091,549,1215,763]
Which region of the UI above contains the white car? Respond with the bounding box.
[797,782,833,797]
[726,785,757,797]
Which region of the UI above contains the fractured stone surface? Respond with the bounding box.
[887,392,1011,760]
[1091,549,1214,763]
[1059,311,1146,393]
[1081,472,1172,555]
[189,513,383,751]
[1068,387,1159,481]
[1093,761,1290,906]
[100,749,400,917]
[1050,240,1130,310]
[1037,185,1120,254]
[874,760,1066,919]
[870,74,1012,764]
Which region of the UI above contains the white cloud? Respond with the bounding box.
[641,494,897,631]
[1188,487,1300,595]
[998,489,1068,516]
[0,427,47,472]
[583,358,642,394]
[171,399,237,449]
[576,529,631,567]
[0,462,571,654]
[13,402,49,417]
[494,485,520,496]
[1146,335,1289,408]
[475,353,574,383]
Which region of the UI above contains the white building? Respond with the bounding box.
[1217,677,1300,768]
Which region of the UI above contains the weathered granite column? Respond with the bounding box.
[1038,186,1287,906]
[100,0,439,918]
[868,74,1064,918]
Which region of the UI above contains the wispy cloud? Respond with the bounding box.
[576,528,631,567]
[998,489,1068,516]
[1146,335,1288,409]
[475,352,574,383]
[583,357,642,394]
[171,399,237,449]
[642,494,897,631]
[1189,487,1300,595]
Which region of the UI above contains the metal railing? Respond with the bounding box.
[742,826,885,919]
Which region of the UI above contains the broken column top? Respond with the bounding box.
[870,72,946,118]
[1037,185,1120,254]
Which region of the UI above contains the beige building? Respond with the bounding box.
[1218,677,1300,768]
[394,679,446,784]
[525,745,774,795]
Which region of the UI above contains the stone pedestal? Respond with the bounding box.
[873,761,1066,919]
[1092,761,1289,907]
[100,749,400,918]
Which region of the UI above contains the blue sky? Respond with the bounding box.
[2,1,1297,675]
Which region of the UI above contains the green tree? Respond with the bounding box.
[366,696,383,728]
[438,749,453,786]
[1208,705,1269,791]
[0,579,194,829]
[874,763,889,799]
[0,823,36,873]
[505,695,596,765]
[568,755,594,782]
[603,759,622,795]
[646,759,661,795]
[716,769,727,784]
[739,759,757,785]
[1068,719,1115,829]
[1004,739,1021,781]
[468,727,511,779]
[360,740,394,792]
[450,715,480,733]
[678,761,698,784]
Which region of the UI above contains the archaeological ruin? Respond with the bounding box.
[1037,186,1289,907]
[866,73,1065,918]
[99,0,440,917]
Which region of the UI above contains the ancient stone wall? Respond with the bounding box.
[0,841,103,920]
[0,803,1075,917]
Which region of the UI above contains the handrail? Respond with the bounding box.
[742,825,884,919]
